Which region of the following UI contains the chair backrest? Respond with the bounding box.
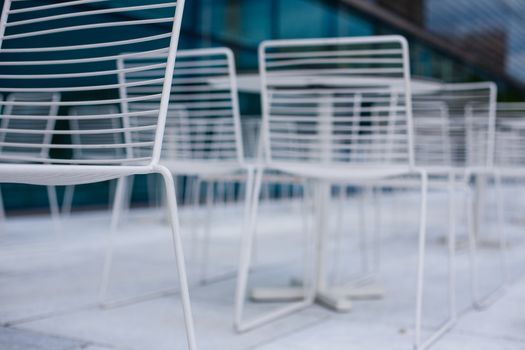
[413,82,497,169]
[0,92,60,162]
[0,0,186,166]
[495,103,525,168]
[412,100,452,167]
[118,47,244,165]
[258,36,414,168]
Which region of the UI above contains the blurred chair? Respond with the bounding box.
[0,92,61,233]
[414,83,502,311]
[360,83,498,316]
[0,1,195,348]
[234,35,445,350]
[100,47,247,296]
[494,103,525,225]
[367,83,499,320]
[484,102,525,281]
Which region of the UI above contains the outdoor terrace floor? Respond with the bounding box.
[1,187,524,350]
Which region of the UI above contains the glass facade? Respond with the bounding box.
[0,0,524,211]
[424,0,525,82]
[176,0,523,122]
[371,0,525,98]
[179,1,524,98]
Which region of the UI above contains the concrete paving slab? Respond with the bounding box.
[0,191,524,350]
[0,327,87,350]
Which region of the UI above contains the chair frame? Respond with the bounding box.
[0,1,196,348]
[355,81,501,317]
[233,35,450,350]
[99,47,249,304]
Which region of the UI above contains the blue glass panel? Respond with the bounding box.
[277,0,334,39]
[337,10,374,37]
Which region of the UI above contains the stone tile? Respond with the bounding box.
[0,327,86,350]
[253,319,413,350]
[453,279,525,343]
[0,192,524,350]
[434,332,525,350]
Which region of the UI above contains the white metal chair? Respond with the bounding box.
[478,102,525,286]
[372,82,498,303]
[377,83,499,323]
[234,35,445,350]
[493,103,525,229]
[413,83,503,312]
[99,47,247,300]
[327,96,451,288]
[0,1,196,348]
[0,92,62,233]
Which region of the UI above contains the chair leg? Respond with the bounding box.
[158,166,198,350]
[414,171,429,349]
[61,185,75,217]
[235,167,258,331]
[98,176,128,306]
[300,182,314,282]
[108,177,118,207]
[358,188,369,276]
[0,186,6,231]
[330,185,345,286]
[495,173,510,285]
[371,186,382,275]
[415,172,457,350]
[467,173,507,310]
[189,178,202,266]
[235,168,316,333]
[199,181,214,284]
[47,186,62,237]
[99,170,197,349]
[121,175,135,223]
[446,174,457,323]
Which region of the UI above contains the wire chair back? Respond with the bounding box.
[119,47,244,166]
[412,100,452,168]
[413,82,497,169]
[0,0,186,166]
[258,36,414,169]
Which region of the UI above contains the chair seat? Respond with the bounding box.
[421,165,469,176]
[0,164,153,186]
[163,160,245,177]
[267,162,415,181]
[489,166,523,177]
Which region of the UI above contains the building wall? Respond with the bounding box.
[0,0,522,212]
